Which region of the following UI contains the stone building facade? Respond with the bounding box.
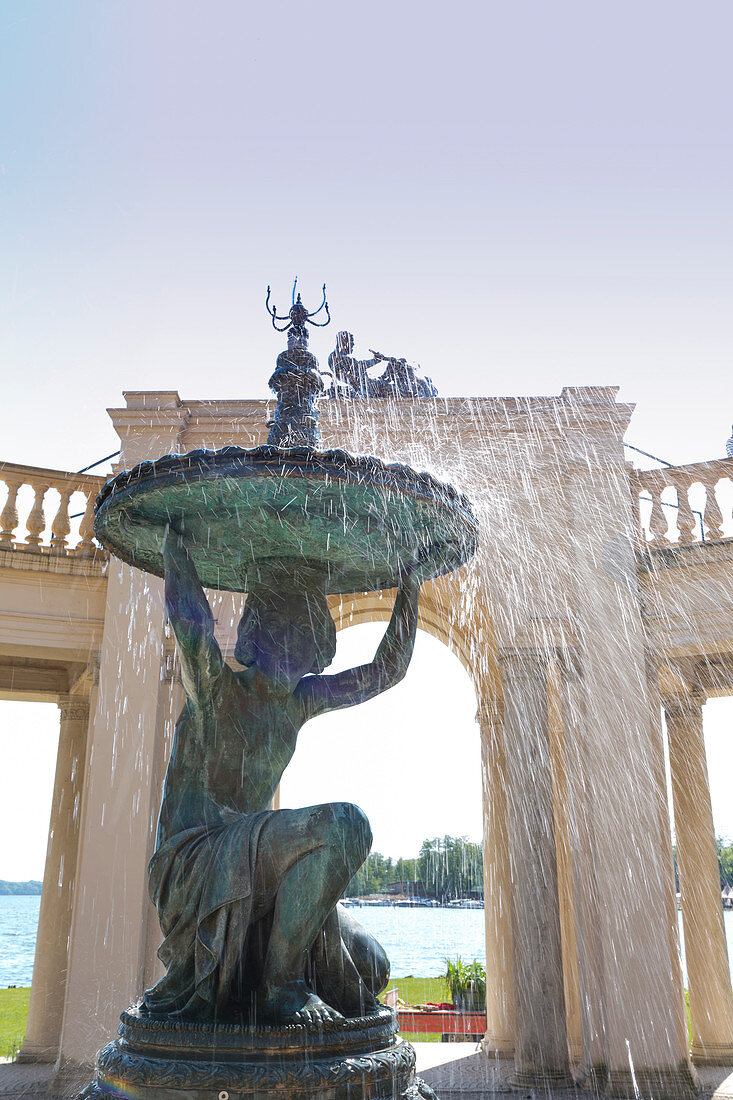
[1,386,732,1096]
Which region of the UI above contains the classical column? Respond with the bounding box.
[555,650,607,1080]
[18,694,90,1063]
[642,655,691,1072]
[546,655,583,1064]
[499,648,572,1089]
[477,697,515,1057]
[665,691,733,1064]
[59,564,167,1072]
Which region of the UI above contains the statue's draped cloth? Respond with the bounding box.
[144,810,273,1015]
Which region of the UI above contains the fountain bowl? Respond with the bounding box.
[94,445,478,594]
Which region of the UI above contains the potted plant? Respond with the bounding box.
[443,957,486,1013]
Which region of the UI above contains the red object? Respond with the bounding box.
[397,1008,486,1035]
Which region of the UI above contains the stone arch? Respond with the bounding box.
[326,582,514,1054]
[327,579,495,692]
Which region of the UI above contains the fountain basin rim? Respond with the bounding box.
[96,444,475,516]
[94,445,478,594]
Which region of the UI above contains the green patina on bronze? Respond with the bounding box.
[84,289,460,1099]
[94,445,477,595]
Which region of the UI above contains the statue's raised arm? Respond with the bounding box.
[159,527,224,700]
[295,574,421,720]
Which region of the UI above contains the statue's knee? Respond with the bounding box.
[332,802,372,863]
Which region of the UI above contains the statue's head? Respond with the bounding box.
[235,567,336,685]
[336,330,354,355]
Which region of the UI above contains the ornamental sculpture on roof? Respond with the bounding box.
[327,331,438,399]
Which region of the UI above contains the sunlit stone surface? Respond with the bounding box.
[78,300,466,1098]
[1,380,733,1098]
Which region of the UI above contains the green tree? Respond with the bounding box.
[717,837,733,888]
[345,852,393,897]
[390,857,417,885]
[417,836,483,900]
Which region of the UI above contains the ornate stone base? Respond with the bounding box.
[603,1062,699,1099]
[507,1067,574,1090]
[692,1039,733,1066]
[79,1004,429,1099]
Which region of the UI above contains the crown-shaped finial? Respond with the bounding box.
[264,279,329,449]
[265,278,330,343]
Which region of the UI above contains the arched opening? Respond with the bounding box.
[279,620,484,1036]
[0,701,60,1059]
[701,700,733,971]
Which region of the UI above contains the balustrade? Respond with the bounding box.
[633,458,733,548]
[3,455,731,558]
[0,462,106,558]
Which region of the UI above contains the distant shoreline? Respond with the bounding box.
[0,882,42,896]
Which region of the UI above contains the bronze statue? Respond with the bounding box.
[327,331,385,396]
[327,331,437,399]
[141,522,421,1026]
[84,285,474,1099]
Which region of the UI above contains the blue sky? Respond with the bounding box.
[1,2,732,875]
[1,1,732,470]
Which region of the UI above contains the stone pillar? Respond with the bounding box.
[58,563,167,1072]
[546,656,583,1064]
[499,648,572,1089]
[477,698,515,1057]
[642,656,691,1072]
[665,691,733,1064]
[18,694,90,1063]
[555,651,607,1081]
[563,454,696,1099]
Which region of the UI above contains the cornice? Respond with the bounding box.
[105,390,635,446]
[0,548,107,579]
[637,540,733,574]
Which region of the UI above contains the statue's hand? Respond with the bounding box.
[369,349,384,361]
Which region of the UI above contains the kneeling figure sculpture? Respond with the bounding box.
[82,289,476,1099]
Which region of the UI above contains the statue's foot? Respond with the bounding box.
[262,980,344,1026]
[316,972,381,1018]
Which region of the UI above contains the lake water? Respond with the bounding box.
[2,895,732,986]
[0,896,41,986]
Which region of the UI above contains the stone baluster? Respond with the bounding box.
[50,486,73,552]
[0,477,22,545]
[703,478,725,541]
[672,475,696,544]
[76,489,96,556]
[647,483,669,545]
[25,481,50,547]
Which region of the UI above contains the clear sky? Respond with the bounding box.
[1,1,732,470]
[0,2,732,877]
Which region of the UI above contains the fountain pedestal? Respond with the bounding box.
[82,1006,421,1099]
